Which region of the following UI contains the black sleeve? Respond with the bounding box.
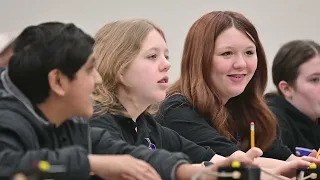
[90,115,124,140]
[159,100,239,157]
[91,127,191,180]
[270,107,296,154]
[159,125,215,163]
[0,127,90,180]
[262,124,293,160]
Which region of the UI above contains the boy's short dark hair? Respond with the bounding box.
[8,22,94,104]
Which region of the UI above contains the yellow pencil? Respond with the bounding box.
[250,122,255,148]
[316,148,320,158]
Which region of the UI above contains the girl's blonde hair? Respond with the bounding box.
[93,19,165,116]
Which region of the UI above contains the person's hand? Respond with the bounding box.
[89,154,161,180]
[231,147,263,164]
[300,149,320,164]
[263,159,311,179]
[287,150,320,165]
[193,148,263,180]
[212,147,263,167]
